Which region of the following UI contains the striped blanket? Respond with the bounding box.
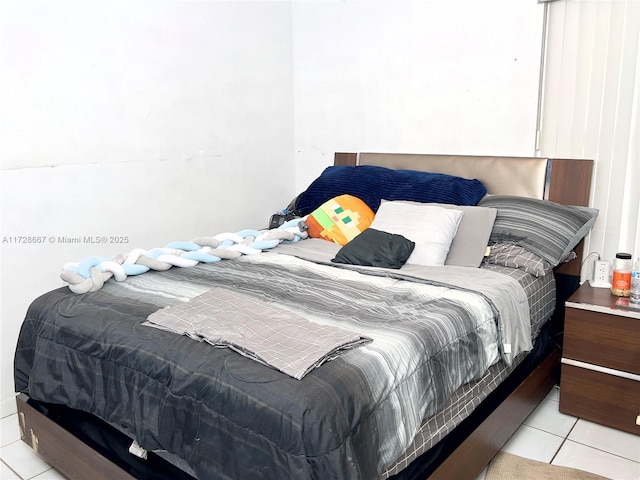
[15,243,531,479]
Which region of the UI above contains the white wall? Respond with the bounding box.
[0,1,295,416]
[291,1,546,188]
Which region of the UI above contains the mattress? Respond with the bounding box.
[14,239,555,480]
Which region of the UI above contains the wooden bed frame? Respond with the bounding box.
[15,152,594,480]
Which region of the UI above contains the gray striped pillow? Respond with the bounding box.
[478,195,598,267]
[484,243,552,277]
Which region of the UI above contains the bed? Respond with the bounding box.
[14,152,595,480]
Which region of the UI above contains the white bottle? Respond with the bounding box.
[630,258,640,304]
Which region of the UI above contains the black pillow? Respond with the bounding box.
[331,228,415,269]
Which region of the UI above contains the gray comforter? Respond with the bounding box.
[14,240,530,480]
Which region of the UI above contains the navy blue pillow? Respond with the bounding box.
[295,165,486,215]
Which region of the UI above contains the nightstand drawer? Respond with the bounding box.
[564,307,640,374]
[560,363,640,435]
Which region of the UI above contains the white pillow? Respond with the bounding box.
[370,201,463,266]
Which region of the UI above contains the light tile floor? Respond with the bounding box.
[1,386,639,479]
[475,386,640,480]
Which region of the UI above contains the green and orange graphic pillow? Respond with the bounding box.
[306,195,374,245]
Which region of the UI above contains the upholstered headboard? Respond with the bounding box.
[336,152,593,205]
[334,152,594,277]
[358,153,548,199]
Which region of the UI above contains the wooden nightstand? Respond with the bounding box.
[559,282,640,435]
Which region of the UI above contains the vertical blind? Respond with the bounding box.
[540,0,639,268]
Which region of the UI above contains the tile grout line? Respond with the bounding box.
[1,457,24,480]
[548,418,577,464]
[542,395,640,465]
[1,438,25,449]
[545,418,640,467]
[520,414,579,465]
[563,437,640,465]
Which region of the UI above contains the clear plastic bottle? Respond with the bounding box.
[630,258,640,305]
